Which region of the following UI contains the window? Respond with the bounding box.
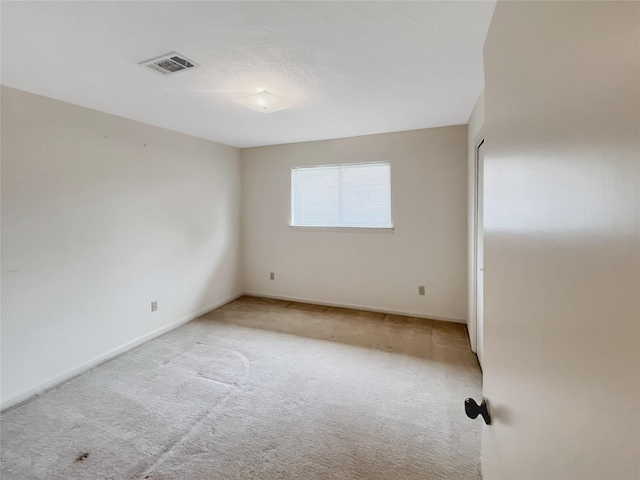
[291,162,392,229]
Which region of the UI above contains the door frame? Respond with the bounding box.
[469,135,485,357]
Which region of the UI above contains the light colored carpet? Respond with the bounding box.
[1,296,482,479]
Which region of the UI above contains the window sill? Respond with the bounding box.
[289,225,395,234]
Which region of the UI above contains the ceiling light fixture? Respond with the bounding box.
[238,90,290,113]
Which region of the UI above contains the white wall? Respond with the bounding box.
[1,86,242,408]
[242,127,468,321]
[482,2,639,478]
[466,91,484,352]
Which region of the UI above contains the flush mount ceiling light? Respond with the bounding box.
[238,90,291,113]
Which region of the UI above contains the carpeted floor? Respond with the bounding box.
[1,296,482,479]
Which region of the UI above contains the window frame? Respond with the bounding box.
[289,161,394,233]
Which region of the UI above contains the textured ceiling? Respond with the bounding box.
[1,1,496,148]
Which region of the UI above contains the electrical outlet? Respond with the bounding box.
[270,272,275,280]
[418,286,425,296]
[151,301,158,312]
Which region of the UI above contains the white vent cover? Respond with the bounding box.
[139,52,199,75]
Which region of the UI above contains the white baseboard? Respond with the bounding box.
[0,293,243,412]
[243,291,466,324]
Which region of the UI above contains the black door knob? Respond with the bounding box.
[465,397,491,425]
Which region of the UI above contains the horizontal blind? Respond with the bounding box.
[291,162,392,228]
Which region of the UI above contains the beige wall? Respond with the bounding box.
[241,127,468,321]
[1,87,243,408]
[482,1,639,478]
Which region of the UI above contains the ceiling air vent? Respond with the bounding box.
[139,52,199,76]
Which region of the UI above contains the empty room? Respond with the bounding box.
[1,1,638,479]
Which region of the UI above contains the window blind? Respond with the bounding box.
[291,162,392,228]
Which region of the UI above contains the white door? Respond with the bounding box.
[475,139,484,368]
[481,2,639,478]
